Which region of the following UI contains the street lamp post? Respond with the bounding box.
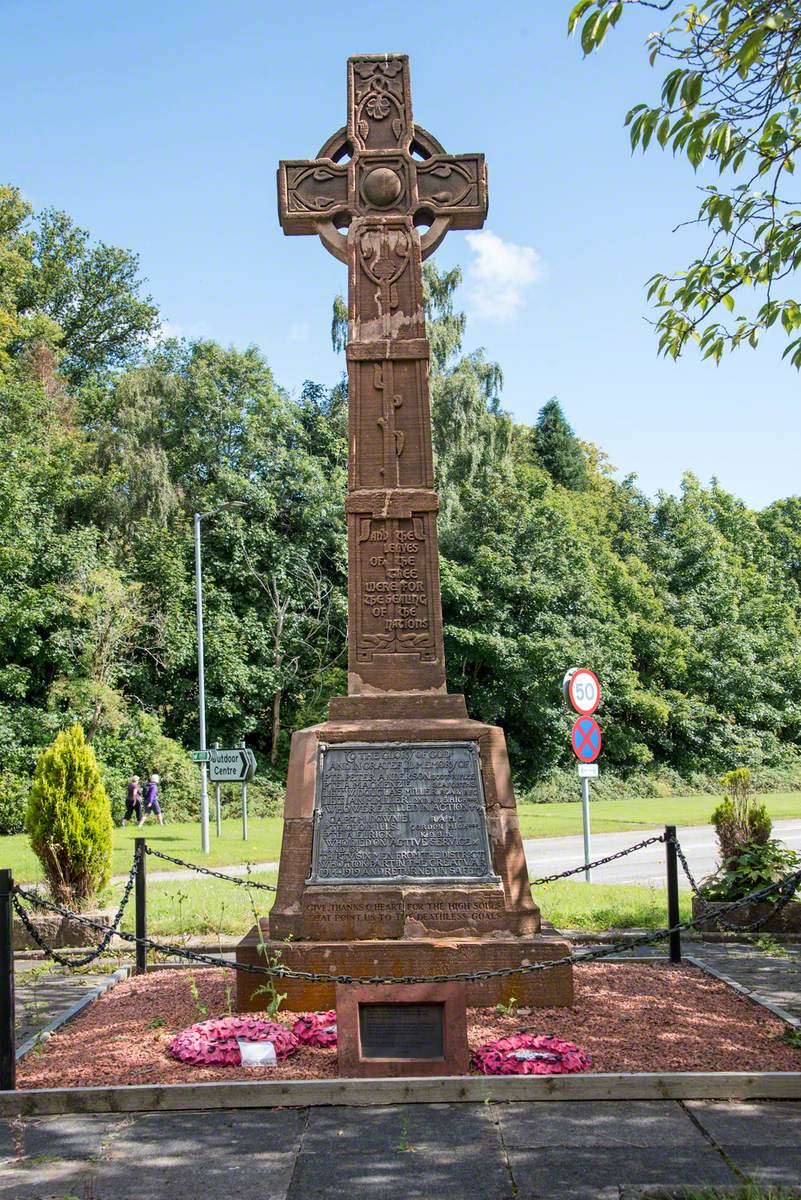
[193,501,245,854]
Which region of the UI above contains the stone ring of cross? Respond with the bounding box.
[307,125,458,262]
[278,56,487,264]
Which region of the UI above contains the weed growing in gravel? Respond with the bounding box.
[248,887,287,1017]
[495,996,518,1015]
[187,974,208,1019]
[778,1026,801,1049]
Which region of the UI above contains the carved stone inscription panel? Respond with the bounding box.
[353,513,437,663]
[309,742,497,883]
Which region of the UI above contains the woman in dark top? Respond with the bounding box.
[122,775,141,825]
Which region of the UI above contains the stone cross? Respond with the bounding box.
[278,55,487,695]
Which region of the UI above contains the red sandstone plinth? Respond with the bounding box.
[236,697,574,1013]
[236,926,573,1012]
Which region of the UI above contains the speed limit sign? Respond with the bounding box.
[564,667,601,716]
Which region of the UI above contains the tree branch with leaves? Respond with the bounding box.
[570,0,801,366]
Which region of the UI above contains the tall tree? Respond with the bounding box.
[533,397,589,490]
[16,206,159,384]
[569,1,801,367]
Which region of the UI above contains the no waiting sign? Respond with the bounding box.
[571,716,602,763]
[565,668,601,716]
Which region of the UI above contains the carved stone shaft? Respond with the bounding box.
[277,54,487,695]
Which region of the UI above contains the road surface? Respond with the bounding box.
[524,819,801,888]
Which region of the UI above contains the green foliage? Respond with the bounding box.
[701,839,801,901]
[25,724,113,906]
[569,0,801,367]
[0,772,29,835]
[1,190,801,805]
[533,398,589,490]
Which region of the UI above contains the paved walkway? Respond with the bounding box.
[1,1099,799,1197]
[525,819,801,888]
[13,961,123,1050]
[693,941,801,1023]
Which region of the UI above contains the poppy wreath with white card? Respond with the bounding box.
[472,1033,591,1075]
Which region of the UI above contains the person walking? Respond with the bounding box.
[140,773,165,826]
[121,774,142,825]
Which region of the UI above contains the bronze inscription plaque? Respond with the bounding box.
[309,741,498,884]
[358,1003,444,1060]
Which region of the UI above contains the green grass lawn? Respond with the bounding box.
[536,878,690,931]
[4,791,798,884]
[104,870,278,939]
[100,872,685,938]
[516,791,800,839]
[2,817,284,883]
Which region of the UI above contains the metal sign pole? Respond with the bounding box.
[240,740,248,842]
[581,775,592,883]
[194,512,210,855]
[214,740,221,837]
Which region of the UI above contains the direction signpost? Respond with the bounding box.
[207,747,256,783]
[563,667,603,882]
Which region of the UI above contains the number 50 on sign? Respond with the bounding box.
[562,667,601,716]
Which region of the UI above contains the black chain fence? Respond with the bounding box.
[11,851,141,968]
[11,861,801,987]
[144,846,277,891]
[528,833,666,885]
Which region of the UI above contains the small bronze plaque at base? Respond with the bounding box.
[336,982,469,1078]
[359,1002,444,1060]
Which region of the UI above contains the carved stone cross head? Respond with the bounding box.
[277,55,488,263]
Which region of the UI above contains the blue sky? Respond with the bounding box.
[2,1,797,508]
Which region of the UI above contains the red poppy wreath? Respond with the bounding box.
[472,1033,592,1075]
[168,1017,299,1066]
[292,1010,338,1048]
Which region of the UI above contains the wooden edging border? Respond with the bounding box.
[14,967,131,1062]
[2,1071,801,1116]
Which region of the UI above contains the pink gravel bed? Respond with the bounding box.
[17,963,801,1090]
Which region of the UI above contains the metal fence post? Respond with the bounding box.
[135,839,147,975]
[665,825,681,964]
[0,869,16,1090]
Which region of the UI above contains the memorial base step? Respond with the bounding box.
[235,926,574,1012]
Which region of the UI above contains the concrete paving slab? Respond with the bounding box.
[113,1105,306,1150]
[94,1150,298,1200]
[302,1101,497,1155]
[495,1099,702,1148]
[287,1147,514,1200]
[0,1159,98,1200]
[506,1145,738,1198]
[686,1099,801,1146]
[17,1112,133,1160]
[728,1146,801,1189]
[0,1120,20,1160]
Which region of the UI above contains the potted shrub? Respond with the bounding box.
[694,769,801,933]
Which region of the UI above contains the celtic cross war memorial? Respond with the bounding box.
[236,54,573,1009]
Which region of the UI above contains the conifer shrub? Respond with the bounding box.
[26,723,113,907]
[712,768,772,866]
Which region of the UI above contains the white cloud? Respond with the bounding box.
[289,322,310,342]
[155,319,209,343]
[464,230,543,320]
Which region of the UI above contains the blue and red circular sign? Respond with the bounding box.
[571,716,602,763]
